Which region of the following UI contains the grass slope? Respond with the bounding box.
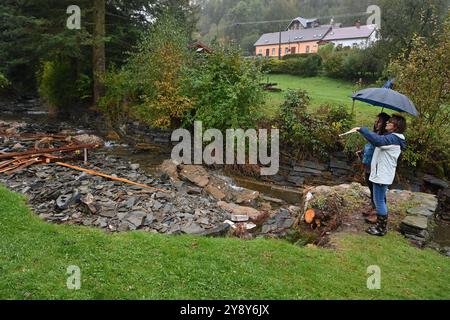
[263,74,381,125]
[1,185,449,300]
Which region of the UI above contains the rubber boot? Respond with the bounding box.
[366,215,388,236]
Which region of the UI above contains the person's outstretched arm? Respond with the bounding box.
[355,127,402,147]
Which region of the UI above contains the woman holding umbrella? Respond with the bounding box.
[349,115,407,236]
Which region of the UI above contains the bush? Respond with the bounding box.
[323,47,383,80]
[184,45,265,132]
[264,54,321,77]
[0,72,10,90]
[277,90,349,159]
[100,15,194,129]
[387,14,450,173]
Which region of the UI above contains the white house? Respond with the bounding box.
[320,24,378,49]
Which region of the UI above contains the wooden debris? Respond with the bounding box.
[0,143,99,160]
[55,162,169,193]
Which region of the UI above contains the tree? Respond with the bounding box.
[93,0,106,105]
[387,11,450,173]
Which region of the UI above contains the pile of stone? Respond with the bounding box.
[399,191,439,245]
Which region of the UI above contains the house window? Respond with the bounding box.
[272,48,276,56]
[306,45,310,53]
[285,47,289,54]
[258,48,262,54]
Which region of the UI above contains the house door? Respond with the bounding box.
[266,49,270,57]
[291,47,296,54]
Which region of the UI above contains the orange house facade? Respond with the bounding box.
[254,25,331,58]
[255,40,319,57]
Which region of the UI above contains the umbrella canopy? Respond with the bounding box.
[352,88,419,117]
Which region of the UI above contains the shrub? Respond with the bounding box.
[264,54,321,77]
[277,90,346,159]
[100,14,194,129]
[184,45,265,132]
[38,59,78,109]
[0,72,10,90]
[387,14,450,174]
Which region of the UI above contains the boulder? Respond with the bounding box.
[205,184,226,201]
[159,159,180,182]
[217,201,263,221]
[179,165,209,187]
[401,215,429,230]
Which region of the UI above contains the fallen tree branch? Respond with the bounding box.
[55,162,170,193]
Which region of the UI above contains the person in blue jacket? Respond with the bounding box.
[351,115,407,236]
[357,113,390,219]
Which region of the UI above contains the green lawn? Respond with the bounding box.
[263,74,381,126]
[1,184,449,300]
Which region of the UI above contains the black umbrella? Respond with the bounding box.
[352,88,419,117]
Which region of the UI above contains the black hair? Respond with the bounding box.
[374,112,391,135]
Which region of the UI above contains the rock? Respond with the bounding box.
[81,193,97,214]
[159,159,180,182]
[56,191,81,210]
[99,209,117,218]
[401,215,429,230]
[118,222,130,232]
[187,186,202,194]
[423,174,448,190]
[130,163,140,171]
[205,184,226,201]
[235,189,260,204]
[106,131,121,141]
[124,211,146,228]
[260,195,284,204]
[181,222,204,235]
[287,175,304,186]
[329,159,351,171]
[292,166,323,176]
[231,214,249,222]
[200,223,231,237]
[296,160,328,171]
[153,201,163,210]
[179,165,209,188]
[217,201,263,221]
[126,197,137,209]
[406,206,435,217]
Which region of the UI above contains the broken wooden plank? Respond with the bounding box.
[0,144,100,160]
[55,162,170,193]
[5,158,42,175]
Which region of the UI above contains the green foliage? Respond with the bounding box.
[387,12,450,174]
[277,89,352,159]
[101,15,194,129]
[38,59,90,109]
[323,47,383,80]
[184,45,265,131]
[264,55,321,77]
[0,73,10,90]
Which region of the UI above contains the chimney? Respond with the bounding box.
[355,19,361,29]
